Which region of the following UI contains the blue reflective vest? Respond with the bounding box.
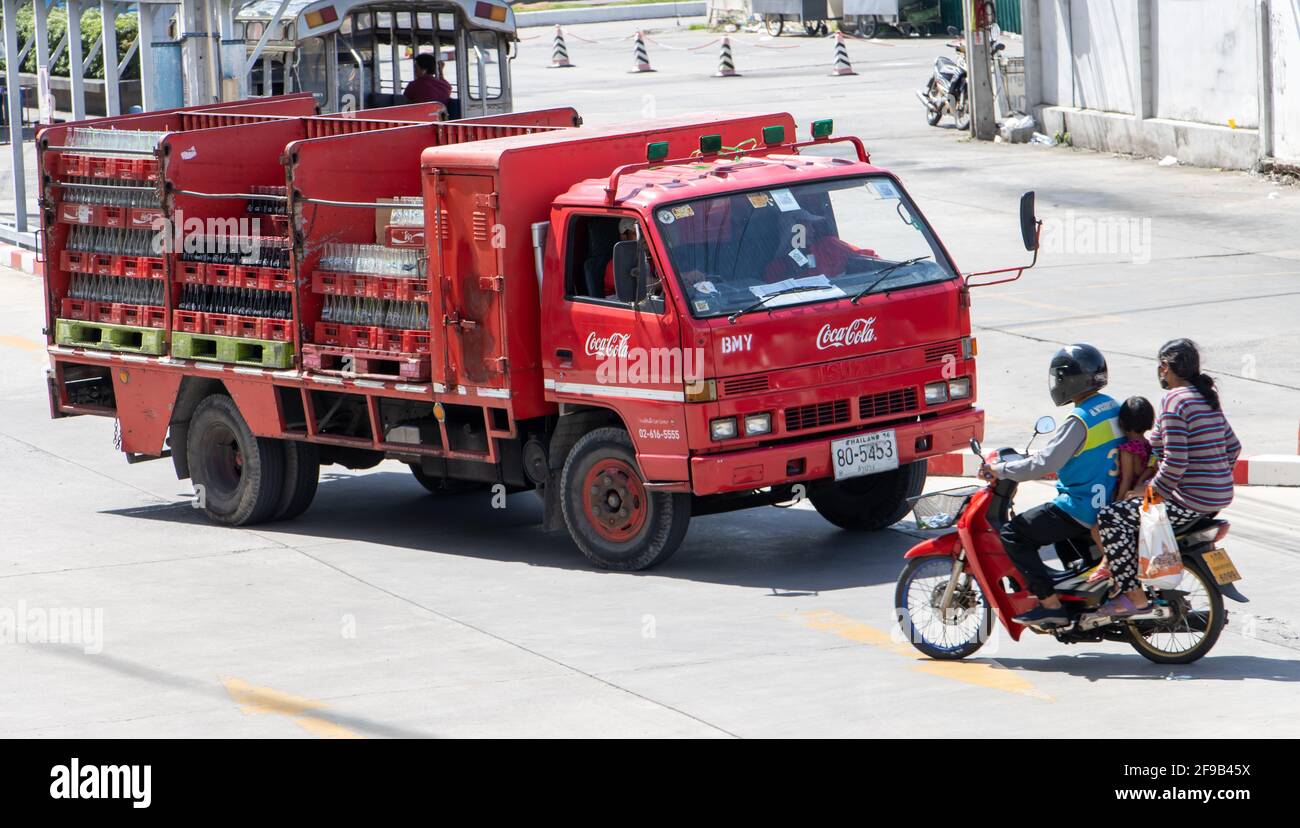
[1054,393,1123,525]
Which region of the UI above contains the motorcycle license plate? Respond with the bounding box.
[1202,548,1241,585]
[831,429,899,481]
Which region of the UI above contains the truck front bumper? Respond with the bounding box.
[689,406,983,496]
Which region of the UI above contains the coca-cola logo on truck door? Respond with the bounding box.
[816,317,878,351]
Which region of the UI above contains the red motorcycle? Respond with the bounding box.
[894,416,1247,664]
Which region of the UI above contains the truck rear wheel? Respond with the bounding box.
[273,440,320,521]
[809,460,927,531]
[560,427,690,571]
[186,395,285,526]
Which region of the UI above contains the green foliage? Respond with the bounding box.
[1,4,139,80]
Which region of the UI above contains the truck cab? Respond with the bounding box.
[536,128,986,568]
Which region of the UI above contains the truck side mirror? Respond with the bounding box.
[1020,191,1039,251]
[612,240,642,303]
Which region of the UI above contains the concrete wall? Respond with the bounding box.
[1023,0,1291,169]
[1152,0,1258,127]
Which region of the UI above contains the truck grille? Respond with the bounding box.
[785,399,851,431]
[925,340,962,363]
[859,387,919,420]
[723,375,770,396]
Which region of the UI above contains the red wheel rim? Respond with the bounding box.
[582,458,648,543]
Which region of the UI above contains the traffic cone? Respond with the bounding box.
[630,30,655,73]
[829,33,857,76]
[714,37,741,78]
[549,26,573,68]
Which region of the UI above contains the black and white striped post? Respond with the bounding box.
[630,30,655,73]
[714,37,741,78]
[549,26,574,68]
[830,33,857,76]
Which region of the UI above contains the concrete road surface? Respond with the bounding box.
[1,19,1298,738]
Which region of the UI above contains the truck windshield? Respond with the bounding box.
[654,175,955,319]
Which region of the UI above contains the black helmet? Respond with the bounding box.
[1048,344,1108,406]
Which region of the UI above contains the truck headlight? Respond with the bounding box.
[744,412,772,436]
[710,417,738,440]
[924,381,948,405]
[947,377,972,400]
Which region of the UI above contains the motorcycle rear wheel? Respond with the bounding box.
[1126,557,1225,664]
[954,93,971,130]
[895,556,993,660]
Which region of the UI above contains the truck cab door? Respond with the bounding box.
[542,211,691,470]
[429,172,508,392]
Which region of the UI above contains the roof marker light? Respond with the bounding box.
[646,141,669,162]
[698,134,722,155]
[762,125,785,145]
[811,119,834,139]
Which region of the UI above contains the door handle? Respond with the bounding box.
[555,348,573,365]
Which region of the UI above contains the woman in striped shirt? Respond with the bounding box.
[1091,339,1241,618]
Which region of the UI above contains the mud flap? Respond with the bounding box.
[540,470,566,532]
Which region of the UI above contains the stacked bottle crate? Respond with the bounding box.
[170,185,296,369]
[51,128,169,354]
[304,198,432,380]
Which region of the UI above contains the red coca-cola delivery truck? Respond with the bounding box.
[39,95,1039,570]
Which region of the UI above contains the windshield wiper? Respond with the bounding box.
[850,256,931,304]
[727,285,830,323]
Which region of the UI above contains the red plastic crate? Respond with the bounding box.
[260,318,292,342]
[129,207,164,230]
[384,225,426,248]
[314,322,347,346]
[58,202,97,225]
[121,256,166,279]
[88,156,114,179]
[346,325,384,350]
[172,310,204,333]
[203,314,243,337]
[116,157,160,181]
[91,254,119,276]
[60,297,93,321]
[264,268,293,291]
[119,304,167,329]
[60,250,90,273]
[209,265,237,287]
[100,206,126,228]
[59,154,89,177]
[383,329,431,354]
[178,262,207,284]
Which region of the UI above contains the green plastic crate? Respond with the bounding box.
[172,331,294,369]
[55,318,167,355]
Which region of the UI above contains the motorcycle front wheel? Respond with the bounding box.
[925,81,943,126]
[895,556,993,660]
[1126,556,1225,664]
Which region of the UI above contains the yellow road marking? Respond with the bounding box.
[222,677,362,739]
[785,610,1052,701]
[0,334,43,352]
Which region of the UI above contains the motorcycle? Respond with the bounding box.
[894,416,1248,664]
[916,26,1007,130]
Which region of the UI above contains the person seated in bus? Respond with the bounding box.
[405,53,454,114]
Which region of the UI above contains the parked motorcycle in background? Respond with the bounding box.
[917,26,1007,130]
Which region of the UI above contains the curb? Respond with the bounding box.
[517,2,706,28]
[0,242,42,276]
[927,451,1300,487]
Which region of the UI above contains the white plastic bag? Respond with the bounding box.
[1138,489,1184,589]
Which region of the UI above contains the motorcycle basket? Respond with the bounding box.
[907,485,981,530]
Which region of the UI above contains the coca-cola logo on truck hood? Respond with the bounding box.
[816,317,878,350]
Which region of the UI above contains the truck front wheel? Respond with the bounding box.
[186,395,285,526]
[560,427,690,571]
[809,460,927,531]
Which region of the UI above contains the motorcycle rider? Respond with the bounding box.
[978,344,1123,627]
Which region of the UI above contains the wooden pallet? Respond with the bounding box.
[301,344,430,381]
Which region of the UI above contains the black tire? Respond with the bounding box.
[895,556,992,660]
[810,460,927,531]
[954,92,972,130]
[560,427,690,571]
[408,464,487,495]
[765,15,784,37]
[1126,558,1226,664]
[861,18,878,38]
[273,440,320,521]
[840,18,860,36]
[925,80,943,126]
[186,395,284,526]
